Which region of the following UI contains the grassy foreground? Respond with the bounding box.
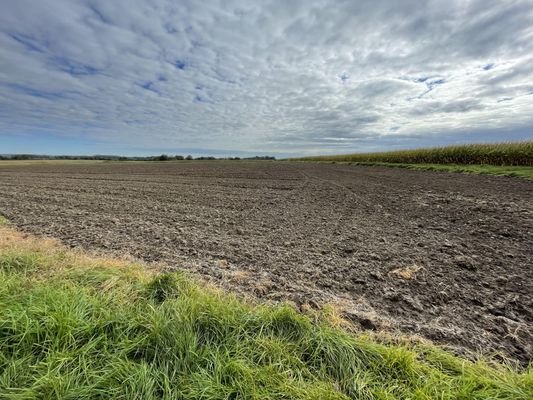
[0,221,531,399]
[293,142,533,166]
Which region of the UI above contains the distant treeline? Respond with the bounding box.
[0,154,276,161]
[291,141,533,166]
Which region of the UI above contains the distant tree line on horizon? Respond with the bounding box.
[0,154,276,161]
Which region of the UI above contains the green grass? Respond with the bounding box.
[334,162,533,179]
[0,227,531,399]
[292,142,533,166]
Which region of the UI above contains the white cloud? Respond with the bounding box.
[0,0,532,155]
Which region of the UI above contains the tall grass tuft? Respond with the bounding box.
[0,225,531,399]
[293,141,533,166]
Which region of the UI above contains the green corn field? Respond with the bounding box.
[293,141,533,166]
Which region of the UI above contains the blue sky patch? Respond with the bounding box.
[175,60,186,70]
[7,84,67,100]
[7,33,44,53]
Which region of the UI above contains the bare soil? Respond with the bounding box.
[0,161,531,363]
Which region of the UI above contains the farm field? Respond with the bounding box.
[291,141,533,166]
[0,161,531,364]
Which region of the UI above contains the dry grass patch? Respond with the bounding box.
[389,264,424,280]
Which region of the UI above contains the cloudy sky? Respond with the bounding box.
[1,0,532,156]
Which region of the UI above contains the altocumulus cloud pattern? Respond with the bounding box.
[0,0,532,156]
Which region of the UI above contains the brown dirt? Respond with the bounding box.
[0,161,531,364]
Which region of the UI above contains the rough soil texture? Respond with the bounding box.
[0,161,531,364]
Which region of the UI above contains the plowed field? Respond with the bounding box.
[1,161,531,363]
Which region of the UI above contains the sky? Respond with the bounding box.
[1,0,532,157]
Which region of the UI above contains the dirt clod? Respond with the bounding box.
[454,255,477,270]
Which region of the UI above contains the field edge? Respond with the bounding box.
[290,161,533,179]
[0,222,531,399]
